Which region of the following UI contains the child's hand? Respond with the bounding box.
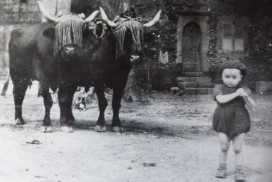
[236,88,248,97]
[236,88,242,96]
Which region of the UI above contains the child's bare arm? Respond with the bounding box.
[216,91,240,104]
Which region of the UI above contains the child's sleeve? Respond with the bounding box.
[213,84,223,101]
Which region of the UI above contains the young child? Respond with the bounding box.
[213,61,255,181]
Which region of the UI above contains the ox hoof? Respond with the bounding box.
[15,118,25,125]
[61,126,74,133]
[94,125,107,132]
[112,126,123,133]
[41,126,52,133]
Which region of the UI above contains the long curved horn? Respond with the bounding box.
[83,10,99,23]
[143,10,162,28]
[37,1,60,23]
[99,7,117,27]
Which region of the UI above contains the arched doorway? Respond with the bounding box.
[182,22,201,72]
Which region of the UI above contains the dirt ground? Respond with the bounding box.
[0,82,271,182]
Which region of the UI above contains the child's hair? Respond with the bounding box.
[219,60,247,76]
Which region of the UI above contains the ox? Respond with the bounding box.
[89,7,162,132]
[9,1,98,132]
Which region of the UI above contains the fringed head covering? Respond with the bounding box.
[113,19,144,59]
[219,61,247,76]
[120,7,137,18]
[54,15,84,54]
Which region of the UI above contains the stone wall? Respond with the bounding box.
[0,0,41,25]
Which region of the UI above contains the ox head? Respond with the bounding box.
[37,1,99,60]
[99,7,161,63]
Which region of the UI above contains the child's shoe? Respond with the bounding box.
[215,163,227,178]
[235,169,245,181]
[215,167,227,178]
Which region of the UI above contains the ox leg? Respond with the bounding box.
[13,78,29,125]
[112,79,128,132]
[112,91,123,132]
[58,84,77,132]
[40,84,53,133]
[94,84,107,132]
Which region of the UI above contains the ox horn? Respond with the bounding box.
[83,10,99,23]
[143,10,162,28]
[37,1,60,23]
[99,7,117,27]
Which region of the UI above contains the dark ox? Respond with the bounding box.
[89,8,161,132]
[8,1,98,132]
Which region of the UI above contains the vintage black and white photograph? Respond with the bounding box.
[0,0,271,181]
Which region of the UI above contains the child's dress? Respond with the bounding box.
[213,84,251,139]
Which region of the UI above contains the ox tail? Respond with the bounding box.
[1,70,10,96]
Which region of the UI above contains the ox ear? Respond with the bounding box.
[43,28,55,39]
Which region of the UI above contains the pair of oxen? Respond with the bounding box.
[8,1,161,132]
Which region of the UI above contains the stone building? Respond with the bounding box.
[133,0,272,93]
[169,0,250,93]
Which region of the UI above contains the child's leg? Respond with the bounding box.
[216,132,230,178]
[233,133,245,167]
[219,132,230,165]
[233,133,246,181]
[233,133,245,166]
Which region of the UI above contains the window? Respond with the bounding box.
[222,23,244,51]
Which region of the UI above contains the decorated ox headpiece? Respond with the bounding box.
[37,1,99,55]
[112,20,144,59]
[99,7,161,59]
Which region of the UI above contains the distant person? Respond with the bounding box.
[212,61,255,181]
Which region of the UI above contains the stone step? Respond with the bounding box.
[178,81,214,88]
[185,88,213,94]
[184,88,197,94]
[196,88,214,94]
[177,76,211,83]
[182,72,204,77]
[197,80,214,88]
[178,81,198,88]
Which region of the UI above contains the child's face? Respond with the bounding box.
[222,68,242,87]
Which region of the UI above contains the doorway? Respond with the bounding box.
[182,22,201,72]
